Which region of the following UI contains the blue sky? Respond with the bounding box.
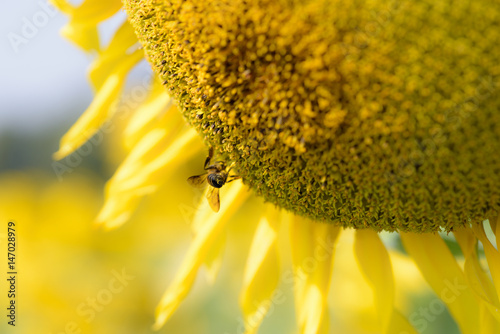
[0,0,138,134]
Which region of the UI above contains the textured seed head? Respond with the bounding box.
[124,0,500,232]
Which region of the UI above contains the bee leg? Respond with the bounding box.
[226,162,237,173]
[205,164,220,171]
[226,175,241,183]
[204,147,214,169]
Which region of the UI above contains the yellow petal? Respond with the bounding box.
[290,218,341,334]
[110,127,200,193]
[60,23,100,52]
[189,196,227,284]
[355,229,417,334]
[89,21,139,91]
[53,49,143,160]
[400,232,480,334]
[491,216,499,239]
[454,227,499,310]
[153,181,249,330]
[49,0,74,14]
[94,192,143,230]
[240,208,280,334]
[387,310,418,334]
[52,0,122,25]
[480,303,500,334]
[51,0,122,52]
[96,128,202,228]
[124,79,174,149]
[354,229,393,330]
[472,223,500,313]
[110,127,172,185]
[203,233,226,284]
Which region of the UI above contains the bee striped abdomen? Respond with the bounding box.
[207,173,227,188]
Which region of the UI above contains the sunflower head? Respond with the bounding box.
[124,0,500,232]
[51,1,500,333]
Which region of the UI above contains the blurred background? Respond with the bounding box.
[0,1,459,333]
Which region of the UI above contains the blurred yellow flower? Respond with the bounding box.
[51,0,500,333]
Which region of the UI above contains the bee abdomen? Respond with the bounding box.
[207,173,226,188]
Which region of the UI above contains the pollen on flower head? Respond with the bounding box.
[124,0,500,232]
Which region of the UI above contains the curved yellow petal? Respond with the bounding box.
[71,0,122,24]
[60,23,100,52]
[124,79,174,149]
[290,218,341,334]
[97,127,202,229]
[480,303,500,334]
[202,233,226,285]
[93,192,140,230]
[50,0,122,52]
[471,222,500,324]
[49,0,74,14]
[387,310,418,334]
[89,21,139,91]
[110,128,200,193]
[107,126,170,186]
[400,232,480,334]
[354,229,394,331]
[240,208,280,334]
[354,229,417,334]
[454,227,499,309]
[51,0,122,25]
[491,216,498,239]
[189,196,226,284]
[472,222,500,293]
[153,182,249,330]
[53,49,143,160]
[455,225,500,334]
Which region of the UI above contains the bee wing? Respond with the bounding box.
[206,186,220,212]
[187,173,208,188]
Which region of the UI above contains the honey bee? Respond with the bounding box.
[187,147,240,212]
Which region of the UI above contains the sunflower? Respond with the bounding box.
[52,0,500,333]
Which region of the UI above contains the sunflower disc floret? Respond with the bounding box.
[124,0,500,232]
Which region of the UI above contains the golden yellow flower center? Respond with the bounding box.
[125,0,500,232]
